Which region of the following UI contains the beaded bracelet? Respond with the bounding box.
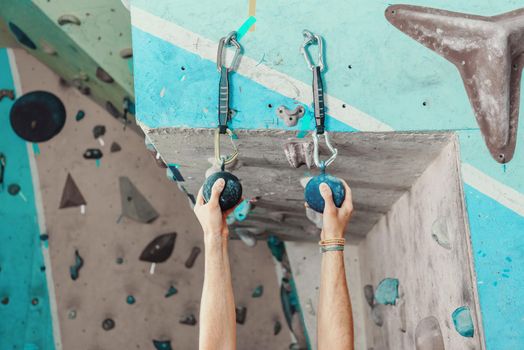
[320,245,345,253]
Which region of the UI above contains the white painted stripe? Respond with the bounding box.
[7,49,64,350]
[130,7,524,216]
[130,6,393,132]
[462,163,524,217]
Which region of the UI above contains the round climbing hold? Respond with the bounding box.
[7,184,20,196]
[75,110,85,122]
[304,173,345,213]
[10,91,66,143]
[1,297,9,305]
[68,310,77,319]
[102,318,115,331]
[203,172,242,211]
[31,298,39,306]
[116,257,124,265]
[126,295,136,305]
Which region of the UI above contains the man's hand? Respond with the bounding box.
[194,178,232,241]
[319,180,353,240]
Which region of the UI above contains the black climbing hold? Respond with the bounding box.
[126,295,136,305]
[203,172,242,211]
[110,142,122,153]
[236,306,247,325]
[106,101,121,119]
[116,257,124,265]
[83,148,103,160]
[252,285,264,298]
[75,110,85,121]
[40,234,49,242]
[7,184,20,196]
[70,250,84,281]
[304,173,346,213]
[9,22,36,50]
[274,320,282,335]
[10,91,66,142]
[57,15,81,26]
[179,314,197,326]
[96,67,114,83]
[140,233,177,263]
[102,318,115,331]
[119,176,159,223]
[31,298,39,306]
[184,247,201,268]
[1,297,9,305]
[59,173,86,208]
[92,125,106,139]
[153,340,172,350]
[165,285,178,298]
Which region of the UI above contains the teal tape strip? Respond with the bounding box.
[95,159,101,168]
[32,143,40,155]
[236,16,256,41]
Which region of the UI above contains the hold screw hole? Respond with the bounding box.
[342,104,346,108]
[268,104,273,108]
[422,101,427,106]
[347,65,352,69]
[181,66,186,71]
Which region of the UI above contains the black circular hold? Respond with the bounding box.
[1,297,9,305]
[305,173,346,213]
[203,171,242,211]
[7,184,20,196]
[102,318,115,331]
[10,91,66,143]
[31,298,39,306]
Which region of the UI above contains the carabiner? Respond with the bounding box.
[312,130,337,169]
[217,31,242,72]
[214,128,239,167]
[300,30,325,72]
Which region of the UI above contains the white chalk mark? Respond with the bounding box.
[80,204,86,215]
[18,191,27,202]
[130,6,393,132]
[98,137,105,147]
[160,87,166,97]
[462,163,524,217]
[150,263,156,274]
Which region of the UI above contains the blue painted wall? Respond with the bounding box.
[129,1,524,348]
[0,48,55,350]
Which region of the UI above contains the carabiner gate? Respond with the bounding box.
[214,128,239,167]
[217,31,242,73]
[300,30,325,71]
[312,130,337,170]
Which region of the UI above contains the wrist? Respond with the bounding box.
[204,232,228,247]
[321,230,344,240]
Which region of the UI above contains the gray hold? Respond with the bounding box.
[277,105,305,127]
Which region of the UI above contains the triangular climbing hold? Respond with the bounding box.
[59,173,86,209]
[119,176,159,223]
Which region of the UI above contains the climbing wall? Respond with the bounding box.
[129,0,524,349]
[6,48,291,349]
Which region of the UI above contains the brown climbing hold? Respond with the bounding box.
[120,48,133,59]
[283,140,314,168]
[96,67,114,83]
[184,247,201,268]
[57,15,81,26]
[0,89,15,102]
[59,174,86,209]
[110,142,122,153]
[179,314,197,326]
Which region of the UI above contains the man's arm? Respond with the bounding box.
[317,181,354,350]
[194,179,237,350]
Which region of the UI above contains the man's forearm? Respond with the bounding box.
[199,236,236,350]
[318,251,354,350]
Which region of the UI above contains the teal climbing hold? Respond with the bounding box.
[234,199,251,221]
[75,110,85,121]
[252,285,264,298]
[452,306,474,338]
[69,250,84,281]
[153,340,172,350]
[267,236,285,262]
[126,295,136,305]
[165,285,178,298]
[375,278,399,305]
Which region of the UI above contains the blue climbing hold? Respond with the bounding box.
[452,306,474,337]
[126,295,136,305]
[304,173,345,213]
[375,278,399,305]
[234,199,251,221]
[203,171,242,211]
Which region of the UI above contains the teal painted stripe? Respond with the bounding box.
[465,185,524,349]
[0,49,56,350]
[236,16,256,41]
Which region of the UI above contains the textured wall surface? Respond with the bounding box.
[129,1,524,349]
[5,48,291,349]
